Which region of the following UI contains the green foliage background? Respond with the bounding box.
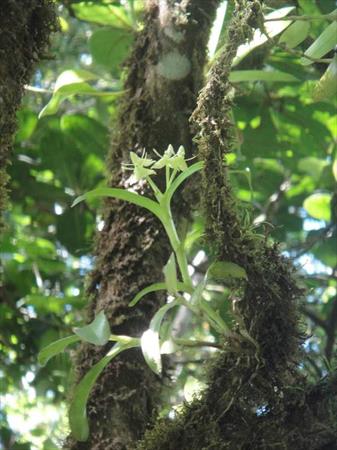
[1,1,336,448]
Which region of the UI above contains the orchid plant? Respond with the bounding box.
[38,145,247,442]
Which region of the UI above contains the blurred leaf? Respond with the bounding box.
[298,157,328,181]
[38,335,80,366]
[89,28,134,73]
[333,156,337,182]
[72,3,132,28]
[229,70,299,83]
[15,110,38,142]
[313,54,337,101]
[279,20,310,49]
[56,208,94,256]
[39,70,121,117]
[303,192,332,221]
[301,21,337,65]
[74,311,111,346]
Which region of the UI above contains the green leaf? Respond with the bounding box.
[89,28,134,73]
[165,161,203,206]
[333,156,337,182]
[73,311,111,346]
[69,340,138,441]
[72,187,162,221]
[301,21,337,65]
[72,3,132,28]
[38,335,80,366]
[129,282,192,307]
[163,253,178,294]
[297,157,328,181]
[39,70,122,117]
[206,261,247,283]
[141,300,179,375]
[303,193,332,222]
[313,54,337,101]
[229,70,299,83]
[279,20,310,49]
[129,283,167,307]
[233,6,295,66]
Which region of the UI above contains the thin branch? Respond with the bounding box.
[325,296,337,362]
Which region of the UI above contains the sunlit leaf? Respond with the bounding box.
[303,193,332,222]
[38,335,80,366]
[140,329,162,375]
[313,54,337,101]
[301,21,337,65]
[141,300,179,375]
[73,311,111,346]
[39,70,122,117]
[279,20,310,49]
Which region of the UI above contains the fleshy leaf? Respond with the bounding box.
[74,311,111,346]
[38,335,80,366]
[69,339,138,441]
[163,253,178,294]
[207,261,247,283]
[141,300,179,375]
[72,187,162,221]
[165,161,203,206]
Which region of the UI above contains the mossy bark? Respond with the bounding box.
[0,0,57,231]
[65,2,219,449]
[138,1,337,449]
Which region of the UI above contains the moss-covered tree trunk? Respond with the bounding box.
[139,1,337,449]
[66,1,219,449]
[0,0,57,231]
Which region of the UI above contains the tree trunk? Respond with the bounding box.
[66,2,219,449]
[0,0,57,231]
[138,1,337,448]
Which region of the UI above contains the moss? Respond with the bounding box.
[139,1,337,448]
[65,2,220,449]
[0,0,57,232]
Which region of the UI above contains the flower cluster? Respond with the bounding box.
[124,145,188,182]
